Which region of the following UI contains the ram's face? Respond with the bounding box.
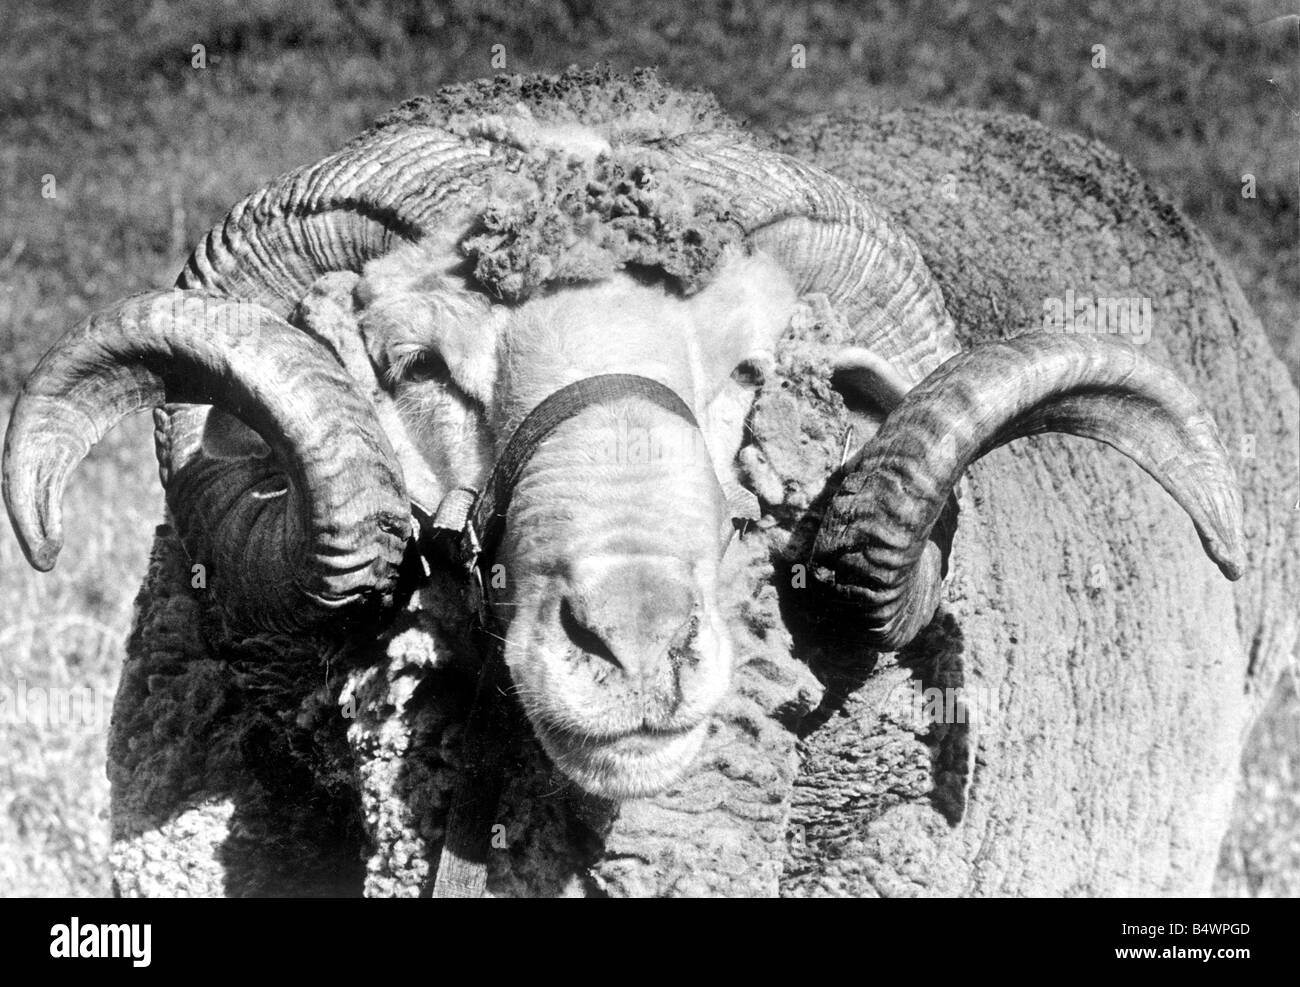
[6,73,1242,815]
[364,250,797,797]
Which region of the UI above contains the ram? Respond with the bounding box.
[4,69,1296,897]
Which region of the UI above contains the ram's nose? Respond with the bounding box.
[559,558,702,683]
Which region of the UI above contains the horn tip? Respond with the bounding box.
[24,536,61,572]
[1215,552,1246,582]
[1204,525,1246,581]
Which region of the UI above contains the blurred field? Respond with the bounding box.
[0,0,1295,896]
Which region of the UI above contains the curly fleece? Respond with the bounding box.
[360,67,749,301]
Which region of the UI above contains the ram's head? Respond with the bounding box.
[1,71,1244,799]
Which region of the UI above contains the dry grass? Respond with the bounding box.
[0,0,1294,896]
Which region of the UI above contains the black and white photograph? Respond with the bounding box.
[0,0,1296,929]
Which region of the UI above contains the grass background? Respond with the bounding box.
[0,0,1295,896]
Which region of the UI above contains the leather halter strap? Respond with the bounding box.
[414,373,701,630]
[470,373,700,580]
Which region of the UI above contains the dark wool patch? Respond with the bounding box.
[353,67,751,301]
[461,146,740,301]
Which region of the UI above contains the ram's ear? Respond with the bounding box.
[830,347,913,419]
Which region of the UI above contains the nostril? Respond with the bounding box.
[667,614,700,665]
[559,596,621,668]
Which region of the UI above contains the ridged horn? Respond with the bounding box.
[659,135,962,387]
[2,289,410,632]
[156,125,494,627]
[176,126,494,314]
[810,333,1246,651]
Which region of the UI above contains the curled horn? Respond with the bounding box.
[57,126,494,628]
[660,135,962,388]
[2,290,410,631]
[809,333,1246,651]
[176,126,493,314]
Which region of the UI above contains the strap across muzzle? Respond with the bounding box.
[407,371,743,629]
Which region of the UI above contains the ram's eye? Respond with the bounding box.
[392,347,450,385]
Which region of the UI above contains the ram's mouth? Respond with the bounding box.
[532,717,710,800]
